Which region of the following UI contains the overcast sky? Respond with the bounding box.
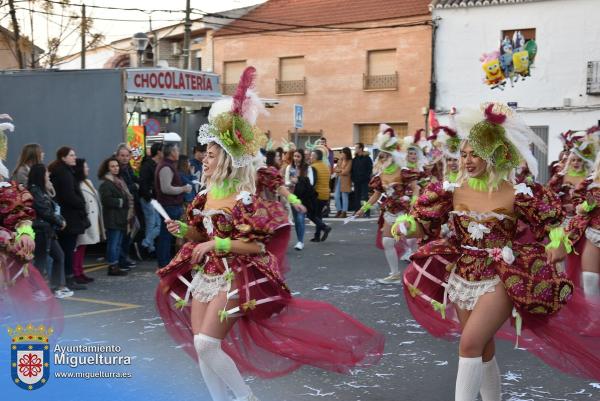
[2,0,265,58]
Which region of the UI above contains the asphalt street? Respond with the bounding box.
[56,219,600,401]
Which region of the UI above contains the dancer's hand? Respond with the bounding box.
[355,209,364,217]
[190,241,215,264]
[14,235,35,257]
[546,245,567,264]
[293,203,307,213]
[166,220,181,235]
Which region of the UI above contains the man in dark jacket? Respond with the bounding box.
[351,143,373,217]
[139,142,162,257]
[155,138,192,268]
[115,144,140,266]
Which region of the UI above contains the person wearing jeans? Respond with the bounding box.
[154,140,192,268]
[334,147,353,218]
[98,157,131,276]
[285,149,315,250]
[139,143,163,256]
[310,149,332,242]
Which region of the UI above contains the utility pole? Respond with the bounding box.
[8,0,24,69]
[183,0,191,69]
[81,3,86,69]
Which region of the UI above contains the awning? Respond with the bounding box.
[126,93,280,113]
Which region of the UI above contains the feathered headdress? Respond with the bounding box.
[0,114,14,179]
[456,102,546,178]
[559,130,586,151]
[373,124,404,166]
[571,125,599,165]
[280,138,296,153]
[427,109,460,160]
[197,67,267,167]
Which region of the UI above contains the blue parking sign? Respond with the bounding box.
[294,104,303,129]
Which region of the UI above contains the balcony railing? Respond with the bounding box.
[276,78,306,95]
[222,83,237,96]
[363,72,398,90]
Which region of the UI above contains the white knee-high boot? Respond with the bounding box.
[194,333,252,401]
[455,356,483,401]
[582,271,600,297]
[480,356,501,401]
[382,237,399,275]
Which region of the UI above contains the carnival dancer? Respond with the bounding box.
[0,114,62,328]
[354,125,419,284]
[393,103,600,401]
[155,68,383,401]
[547,131,592,216]
[564,133,600,298]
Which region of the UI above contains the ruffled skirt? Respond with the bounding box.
[402,238,600,380]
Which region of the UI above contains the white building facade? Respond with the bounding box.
[432,0,600,181]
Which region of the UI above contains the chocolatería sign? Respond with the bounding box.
[126,68,220,97]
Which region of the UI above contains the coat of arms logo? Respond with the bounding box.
[8,323,53,390]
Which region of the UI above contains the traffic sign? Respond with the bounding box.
[294,104,303,129]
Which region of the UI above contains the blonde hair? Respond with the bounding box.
[593,152,600,182]
[456,139,507,191]
[373,151,392,174]
[201,142,256,194]
[560,152,587,176]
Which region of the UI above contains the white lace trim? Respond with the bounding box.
[513,182,533,197]
[447,272,500,311]
[585,227,600,248]
[190,272,230,303]
[383,211,400,224]
[450,210,510,221]
[197,124,255,168]
[588,182,600,190]
[191,208,230,235]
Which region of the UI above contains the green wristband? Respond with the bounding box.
[582,200,597,213]
[545,227,573,254]
[287,193,301,206]
[360,201,372,212]
[392,214,417,240]
[16,224,35,241]
[215,237,231,255]
[172,221,189,238]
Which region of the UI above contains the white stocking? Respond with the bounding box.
[480,356,501,401]
[194,333,251,400]
[455,356,483,401]
[582,271,600,297]
[382,237,399,275]
[197,353,229,401]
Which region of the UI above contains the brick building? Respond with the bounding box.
[213,0,433,148]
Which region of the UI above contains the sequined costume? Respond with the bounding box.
[156,190,384,378]
[402,179,600,380]
[255,166,283,200]
[547,172,586,216]
[0,182,62,327]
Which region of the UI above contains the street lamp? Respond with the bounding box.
[132,32,149,67]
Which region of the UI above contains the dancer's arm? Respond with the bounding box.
[189,238,263,264]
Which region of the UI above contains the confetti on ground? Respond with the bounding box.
[434,361,448,366]
[312,286,330,291]
[503,371,523,382]
[300,385,335,397]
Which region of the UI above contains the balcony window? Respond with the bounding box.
[277,56,305,95]
[223,60,246,95]
[364,49,397,90]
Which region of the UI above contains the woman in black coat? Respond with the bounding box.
[98,157,131,276]
[48,146,90,290]
[28,163,73,298]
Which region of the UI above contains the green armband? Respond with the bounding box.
[545,227,573,254]
[582,200,597,213]
[360,201,372,212]
[215,237,232,255]
[287,193,301,206]
[15,224,35,241]
[391,214,416,241]
[172,221,189,238]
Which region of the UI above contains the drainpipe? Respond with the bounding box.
[427,17,439,130]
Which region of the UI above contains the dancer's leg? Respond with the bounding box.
[581,239,600,297]
[454,283,512,401]
[195,290,252,401]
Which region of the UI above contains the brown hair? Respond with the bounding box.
[12,143,42,177]
[48,146,74,173]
